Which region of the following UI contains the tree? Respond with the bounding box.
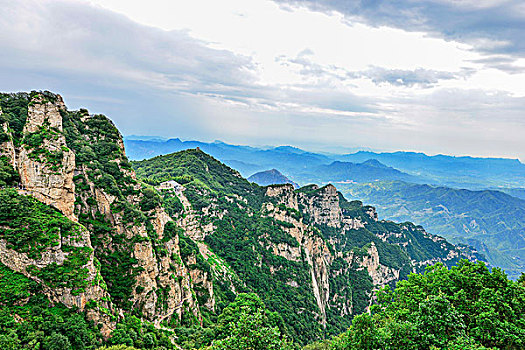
[211,293,294,350]
[329,260,525,350]
[110,325,134,347]
[329,314,383,350]
[0,329,21,350]
[43,332,71,350]
[212,309,294,350]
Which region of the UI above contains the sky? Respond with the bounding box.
[1,0,524,159]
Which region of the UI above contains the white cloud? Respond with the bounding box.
[84,0,525,99]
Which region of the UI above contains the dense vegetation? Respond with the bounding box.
[0,260,193,350]
[133,148,265,207]
[0,156,18,188]
[0,262,103,349]
[330,261,525,350]
[0,189,92,292]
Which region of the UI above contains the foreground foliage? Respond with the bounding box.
[329,260,525,350]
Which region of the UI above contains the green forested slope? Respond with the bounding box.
[132,149,485,344]
[135,150,328,342]
[330,261,525,350]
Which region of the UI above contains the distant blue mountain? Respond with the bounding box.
[124,138,525,189]
[498,188,525,201]
[124,138,332,178]
[311,160,425,184]
[248,169,299,188]
[338,151,525,189]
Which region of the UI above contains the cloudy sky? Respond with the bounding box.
[1,0,525,159]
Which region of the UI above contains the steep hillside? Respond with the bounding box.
[340,180,525,279]
[248,168,299,188]
[133,149,484,343]
[0,92,203,347]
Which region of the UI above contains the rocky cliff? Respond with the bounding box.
[0,92,202,337]
[263,182,478,319]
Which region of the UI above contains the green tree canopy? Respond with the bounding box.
[330,260,524,350]
[212,293,294,350]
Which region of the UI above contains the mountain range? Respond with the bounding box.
[124,137,525,190]
[122,137,525,280]
[339,181,525,279]
[337,150,525,189]
[0,91,486,348]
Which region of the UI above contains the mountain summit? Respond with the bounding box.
[248,168,299,188]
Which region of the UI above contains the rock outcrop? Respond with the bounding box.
[17,95,76,220]
[300,185,343,228]
[0,117,16,167]
[361,243,400,286]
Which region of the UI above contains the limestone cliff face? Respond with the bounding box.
[69,112,200,326]
[361,243,400,286]
[0,118,16,167]
[169,189,236,313]
[265,185,334,325]
[299,185,343,228]
[17,95,76,220]
[264,184,412,318]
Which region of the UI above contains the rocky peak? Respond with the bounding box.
[300,184,342,228]
[24,94,66,133]
[8,93,77,220]
[365,206,378,222]
[265,183,298,209]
